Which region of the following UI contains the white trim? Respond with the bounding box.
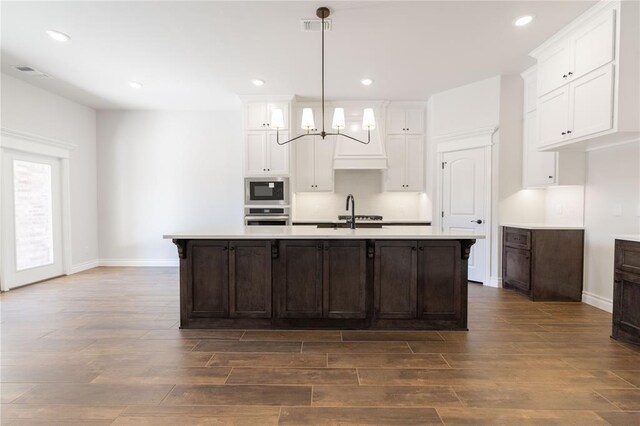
[487,276,503,288]
[1,128,77,159]
[432,126,498,143]
[61,158,72,276]
[582,290,613,313]
[69,259,99,274]
[99,259,179,267]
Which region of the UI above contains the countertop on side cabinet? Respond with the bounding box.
[292,219,432,225]
[500,223,585,230]
[164,226,483,240]
[614,235,640,243]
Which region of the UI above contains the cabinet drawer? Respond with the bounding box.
[615,240,640,275]
[504,247,531,291]
[504,228,532,250]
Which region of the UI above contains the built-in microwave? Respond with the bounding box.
[244,177,289,205]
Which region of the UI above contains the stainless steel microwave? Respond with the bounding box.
[244,177,289,205]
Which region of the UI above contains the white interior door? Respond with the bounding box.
[442,147,486,283]
[1,151,64,290]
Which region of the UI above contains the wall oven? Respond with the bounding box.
[244,207,290,226]
[245,177,289,205]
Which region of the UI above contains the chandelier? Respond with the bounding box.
[270,7,375,146]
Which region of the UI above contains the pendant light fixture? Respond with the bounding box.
[271,7,375,145]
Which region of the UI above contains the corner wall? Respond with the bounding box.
[1,73,99,272]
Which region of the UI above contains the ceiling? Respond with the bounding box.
[1,1,596,110]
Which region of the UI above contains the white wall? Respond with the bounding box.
[96,110,243,264]
[545,185,585,226]
[1,73,99,271]
[293,170,431,221]
[583,142,640,311]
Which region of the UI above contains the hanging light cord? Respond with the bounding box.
[276,7,371,146]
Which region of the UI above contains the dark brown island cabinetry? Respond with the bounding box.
[502,227,584,301]
[613,239,640,345]
[174,238,475,330]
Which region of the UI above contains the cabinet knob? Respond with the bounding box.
[548,175,553,179]
[567,130,572,134]
[562,74,568,78]
[568,72,573,76]
[411,246,417,251]
[230,246,235,251]
[561,132,566,135]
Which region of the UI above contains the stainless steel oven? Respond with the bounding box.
[244,207,290,226]
[245,177,289,205]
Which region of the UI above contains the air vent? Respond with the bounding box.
[301,19,332,32]
[13,65,51,78]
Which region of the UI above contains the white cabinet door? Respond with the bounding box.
[523,111,557,187]
[245,132,266,175]
[571,9,615,80]
[569,63,614,140]
[266,132,289,175]
[404,109,425,134]
[537,41,571,96]
[404,135,424,191]
[384,135,406,191]
[537,86,570,148]
[314,136,335,191]
[295,137,315,191]
[246,102,268,130]
[386,109,406,134]
[266,102,289,130]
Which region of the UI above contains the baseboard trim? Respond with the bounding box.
[486,276,502,288]
[99,259,179,267]
[69,259,99,274]
[582,290,613,313]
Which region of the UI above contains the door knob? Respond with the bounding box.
[471,219,483,224]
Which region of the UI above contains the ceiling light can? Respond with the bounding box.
[513,15,535,27]
[129,81,143,89]
[46,29,70,42]
[251,79,265,87]
[360,78,373,86]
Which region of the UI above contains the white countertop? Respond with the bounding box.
[614,234,640,243]
[164,226,484,240]
[501,223,585,230]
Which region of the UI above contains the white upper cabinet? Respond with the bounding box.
[537,41,572,97]
[530,1,638,151]
[384,134,424,192]
[294,135,335,192]
[570,9,615,79]
[569,63,614,140]
[521,66,585,188]
[386,108,425,134]
[245,101,289,131]
[245,131,290,176]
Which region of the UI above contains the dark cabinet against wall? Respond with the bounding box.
[613,239,640,345]
[502,227,584,301]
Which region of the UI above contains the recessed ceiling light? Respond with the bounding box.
[46,29,70,42]
[360,78,373,86]
[129,81,143,89]
[251,79,265,87]
[513,15,535,27]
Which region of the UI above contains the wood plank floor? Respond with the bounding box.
[1,267,639,425]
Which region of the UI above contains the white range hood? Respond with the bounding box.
[333,101,387,170]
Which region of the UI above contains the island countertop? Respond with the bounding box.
[164,225,484,240]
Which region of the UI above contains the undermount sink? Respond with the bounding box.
[317,223,384,229]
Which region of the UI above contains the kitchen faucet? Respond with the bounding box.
[345,194,356,230]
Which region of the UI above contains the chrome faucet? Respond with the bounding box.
[345,194,356,229]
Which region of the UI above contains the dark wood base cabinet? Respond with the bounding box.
[502,227,584,301]
[613,239,640,345]
[174,238,474,330]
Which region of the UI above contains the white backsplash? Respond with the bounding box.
[293,170,432,221]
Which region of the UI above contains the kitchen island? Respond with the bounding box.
[164,226,482,330]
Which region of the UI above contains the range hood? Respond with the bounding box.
[333,102,387,170]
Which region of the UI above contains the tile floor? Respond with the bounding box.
[1,267,639,425]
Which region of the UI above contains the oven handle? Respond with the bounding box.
[244,216,290,220]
